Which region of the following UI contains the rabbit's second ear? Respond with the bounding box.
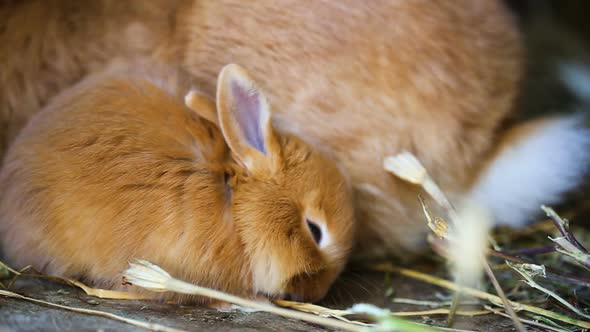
[216,64,280,172]
[185,90,218,126]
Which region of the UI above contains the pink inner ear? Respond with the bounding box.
[231,81,266,154]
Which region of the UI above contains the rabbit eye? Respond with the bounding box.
[306,219,322,245]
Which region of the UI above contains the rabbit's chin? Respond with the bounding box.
[249,255,339,303]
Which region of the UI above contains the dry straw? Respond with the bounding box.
[383,150,525,331]
[123,259,366,332]
[0,259,479,332]
[123,259,459,332]
[372,263,590,330]
[0,289,186,332]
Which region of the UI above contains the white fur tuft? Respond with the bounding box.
[470,114,590,227]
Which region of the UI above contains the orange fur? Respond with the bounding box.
[0,62,355,303]
[0,0,181,158]
[176,0,523,258]
[1,1,523,260]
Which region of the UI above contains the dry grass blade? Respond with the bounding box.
[274,300,350,317]
[384,151,456,217]
[483,306,572,332]
[372,263,590,329]
[385,151,522,330]
[507,262,590,320]
[542,206,587,250]
[64,278,153,300]
[350,304,478,332]
[273,300,371,327]
[392,308,491,317]
[391,298,479,308]
[542,206,590,271]
[0,259,151,300]
[0,259,477,331]
[481,260,526,332]
[486,249,590,287]
[275,299,489,320]
[123,259,366,332]
[0,260,21,275]
[419,196,449,239]
[123,260,482,332]
[0,289,184,332]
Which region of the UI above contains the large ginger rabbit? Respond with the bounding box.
[3,1,590,261]
[0,0,182,158]
[175,0,537,258]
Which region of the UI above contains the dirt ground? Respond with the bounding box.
[0,268,546,332]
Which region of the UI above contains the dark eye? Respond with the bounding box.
[306,219,322,245]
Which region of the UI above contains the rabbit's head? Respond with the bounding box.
[213,64,356,302]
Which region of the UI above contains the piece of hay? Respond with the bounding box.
[384,151,523,331]
[123,259,366,332]
[484,306,571,332]
[372,263,590,329]
[0,259,485,331]
[507,262,590,320]
[543,205,590,271]
[0,260,151,300]
[0,289,184,332]
[123,259,482,332]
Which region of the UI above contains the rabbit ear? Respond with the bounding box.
[216,64,280,172]
[185,89,218,126]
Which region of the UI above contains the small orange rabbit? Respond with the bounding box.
[0,62,356,303]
